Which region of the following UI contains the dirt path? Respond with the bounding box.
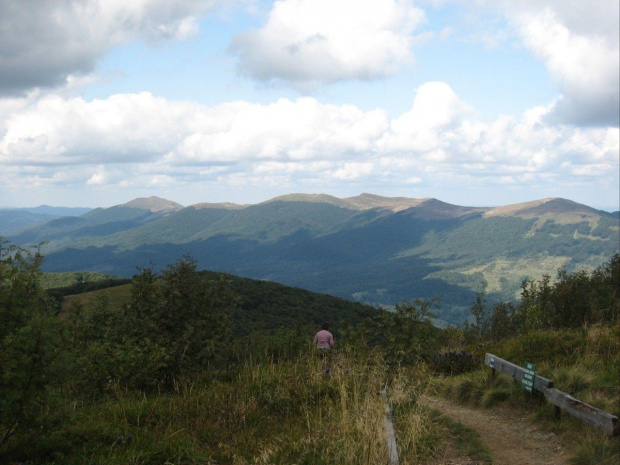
[422,396,573,465]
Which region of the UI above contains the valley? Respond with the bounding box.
[4,193,619,324]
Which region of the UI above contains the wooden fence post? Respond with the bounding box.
[381,385,399,465]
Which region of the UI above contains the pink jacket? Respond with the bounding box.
[313,330,334,349]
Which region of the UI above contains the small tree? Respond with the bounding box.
[71,257,236,390]
[519,274,554,330]
[488,301,517,341]
[464,291,489,341]
[380,298,439,370]
[0,241,65,449]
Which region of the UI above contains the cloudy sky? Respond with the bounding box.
[1,0,618,210]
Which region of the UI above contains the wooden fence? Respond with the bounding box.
[381,385,399,465]
[485,353,618,436]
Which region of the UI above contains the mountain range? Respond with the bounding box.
[4,194,619,324]
[0,206,92,235]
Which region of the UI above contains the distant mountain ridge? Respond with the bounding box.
[122,196,184,212]
[16,205,92,216]
[0,205,92,235]
[484,197,607,217]
[7,193,619,324]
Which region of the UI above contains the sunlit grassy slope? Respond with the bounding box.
[40,271,124,290]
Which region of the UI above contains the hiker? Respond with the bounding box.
[313,322,334,350]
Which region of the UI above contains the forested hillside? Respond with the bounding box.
[7,194,619,324]
[59,266,380,339]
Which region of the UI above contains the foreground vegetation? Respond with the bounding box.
[0,241,452,464]
[434,332,619,463]
[1,238,618,463]
[431,254,620,464]
[3,351,427,464]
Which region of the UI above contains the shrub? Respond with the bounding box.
[495,329,586,366]
[432,350,481,375]
[0,242,67,449]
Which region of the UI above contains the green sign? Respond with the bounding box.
[522,362,536,393]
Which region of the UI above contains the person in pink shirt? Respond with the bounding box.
[313,322,334,350]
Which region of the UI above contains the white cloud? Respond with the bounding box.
[0,0,220,95]
[439,0,618,126]
[147,174,177,186]
[332,162,374,181]
[379,81,472,153]
[499,0,619,126]
[0,84,617,205]
[175,97,388,162]
[87,165,108,185]
[230,0,426,88]
[1,92,201,164]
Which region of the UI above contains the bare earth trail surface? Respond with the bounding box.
[422,396,573,465]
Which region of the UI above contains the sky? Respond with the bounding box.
[0,0,618,210]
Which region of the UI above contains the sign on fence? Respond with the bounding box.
[522,362,536,393]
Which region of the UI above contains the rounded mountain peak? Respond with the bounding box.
[121,196,183,212]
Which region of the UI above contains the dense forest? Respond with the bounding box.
[1,239,618,463]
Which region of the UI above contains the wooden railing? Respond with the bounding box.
[485,353,618,436]
[381,385,399,465]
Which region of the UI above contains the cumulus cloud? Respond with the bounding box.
[0,92,388,169]
[499,0,619,126]
[170,97,388,162]
[1,92,203,164]
[0,0,219,95]
[1,83,617,204]
[230,0,426,88]
[379,81,472,153]
[87,165,108,185]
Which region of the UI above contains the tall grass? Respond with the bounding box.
[570,434,620,465]
[390,365,453,464]
[3,349,444,464]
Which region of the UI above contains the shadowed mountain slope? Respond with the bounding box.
[9,194,619,324]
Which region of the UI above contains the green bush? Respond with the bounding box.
[495,329,586,366]
[0,242,67,449]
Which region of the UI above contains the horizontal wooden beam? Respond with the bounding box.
[485,353,618,436]
[544,388,619,436]
[484,353,553,391]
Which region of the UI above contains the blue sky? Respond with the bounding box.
[0,0,618,210]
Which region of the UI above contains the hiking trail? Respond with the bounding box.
[422,396,573,465]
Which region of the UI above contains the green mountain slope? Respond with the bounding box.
[8,194,619,324]
[0,206,92,235]
[0,210,56,235]
[60,269,380,338]
[9,197,181,248]
[84,200,368,249]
